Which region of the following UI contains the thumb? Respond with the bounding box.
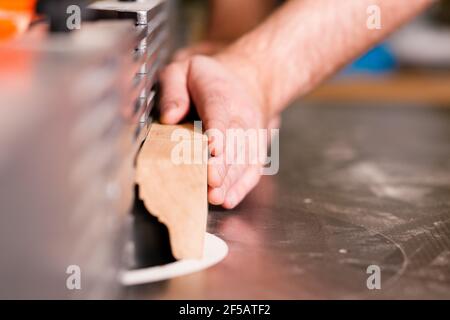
[159,61,190,124]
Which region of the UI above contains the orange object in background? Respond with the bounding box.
[0,0,36,40]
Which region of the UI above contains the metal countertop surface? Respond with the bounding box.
[125,101,450,299]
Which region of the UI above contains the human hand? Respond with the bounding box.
[159,53,279,209]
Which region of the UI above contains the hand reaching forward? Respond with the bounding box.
[158,54,278,209]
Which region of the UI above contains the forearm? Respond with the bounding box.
[220,0,433,117]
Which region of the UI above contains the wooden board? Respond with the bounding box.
[135,123,208,260]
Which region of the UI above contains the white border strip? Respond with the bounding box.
[120,233,228,286]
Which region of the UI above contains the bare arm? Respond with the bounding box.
[218,0,433,118]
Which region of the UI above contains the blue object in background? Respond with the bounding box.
[343,43,397,75]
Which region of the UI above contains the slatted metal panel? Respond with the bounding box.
[0,0,172,298]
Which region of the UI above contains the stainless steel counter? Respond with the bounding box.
[125,101,450,299]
